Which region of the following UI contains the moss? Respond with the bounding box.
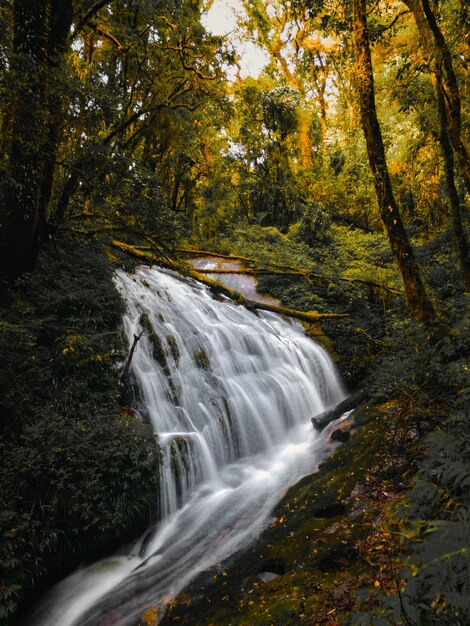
[169,437,194,504]
[139,313,169,375]
[193,347,211,370]
[166,334,180,365]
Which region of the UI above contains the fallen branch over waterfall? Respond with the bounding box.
[111,239,181,270]
[193,269,349,322]
[177,249,399,294]
[177,248,256,264]
[111,240,349,323]
[116,242,402,296]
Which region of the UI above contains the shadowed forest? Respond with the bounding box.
[0,0,469,624]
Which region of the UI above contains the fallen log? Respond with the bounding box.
[190,269,348,323]
[111,240,349,323]
[114,241,402,296]
[244,299,349,323]
[312,390,369,431]
[195,268,310,277]
[111,240,182,271]
[177,248,256,264]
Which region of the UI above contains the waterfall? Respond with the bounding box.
[28,265,346,626]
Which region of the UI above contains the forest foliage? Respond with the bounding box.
[0,0,469,623]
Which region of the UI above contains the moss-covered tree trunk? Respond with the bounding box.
[401,0,470,289]
[404,0,470,195]
[0,0,73,280]
[351,0,438,326]
[435,80,470,291]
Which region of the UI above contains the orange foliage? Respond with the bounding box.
[139,606,160,626]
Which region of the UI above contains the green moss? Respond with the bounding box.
[159,403,392,626]
[169,437,193,503]
[193,347,211,370]
[166,334,180,365]
[139,313,169,375]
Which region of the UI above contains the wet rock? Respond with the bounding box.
[330,429,351,443]
[193,346,211,370]
[258,571,280,583]
[317,547,358,573]
[258,559,286,576]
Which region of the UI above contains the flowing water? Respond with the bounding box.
[29,265,346,626]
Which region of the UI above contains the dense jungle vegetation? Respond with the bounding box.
[0,0,469,624]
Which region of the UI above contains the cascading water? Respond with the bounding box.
[28,265,346,626]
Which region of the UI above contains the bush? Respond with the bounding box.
[0,236,160,624]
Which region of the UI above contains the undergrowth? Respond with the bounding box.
[0,236,160,624]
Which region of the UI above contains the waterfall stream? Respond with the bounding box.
[29,265,346,626]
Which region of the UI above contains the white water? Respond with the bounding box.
[28,265,346,626]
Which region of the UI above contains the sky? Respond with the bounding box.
[201,0,269,79]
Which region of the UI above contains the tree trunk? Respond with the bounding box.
[403,0,470,194]
[351,0,438,325]
[39,0,74,222]
[0,0,73,280]
[311,52,328,169]
[402,0,470,288]
[435,81,470,290]
[0,0,50,278]
[298,108,312,169]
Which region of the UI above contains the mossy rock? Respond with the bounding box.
[193,347,211,370]
[166,334,180,365]
[139,312,169,375]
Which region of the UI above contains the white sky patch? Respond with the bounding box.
[202,0,269,79]
[203,0,239,35]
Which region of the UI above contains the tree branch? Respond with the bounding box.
[193,268,403,295]
[120,330,144,383]
[380,10,411,34]
[96,25,124,50]
[111,241,350,323]
[74,0,116,35]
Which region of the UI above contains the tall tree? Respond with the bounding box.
[240,0,318,169]
[0,0,226,279]
[0,0,73,279]
[401,0,470,289]
[352,0,438,325]
[403,0,469,194]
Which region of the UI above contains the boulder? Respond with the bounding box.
[330,429,351,443]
